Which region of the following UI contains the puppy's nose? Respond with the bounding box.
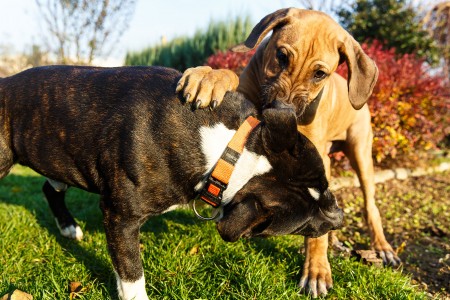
[269,99,295,110]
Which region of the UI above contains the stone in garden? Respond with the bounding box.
[2,290,33,300]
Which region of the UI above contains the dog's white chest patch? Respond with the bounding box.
[199,123,272,204]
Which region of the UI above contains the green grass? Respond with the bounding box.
[0,166,428,299]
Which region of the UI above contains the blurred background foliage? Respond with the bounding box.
[336,0,440,64]
[124,16,253,70]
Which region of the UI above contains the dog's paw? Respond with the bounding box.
[373,241,401,266]
[176,66,239,109]
[331,237,351,254]
[55,219,84,241]
[378,249,402,267]
[298,256,333,298]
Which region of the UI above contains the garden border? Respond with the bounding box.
[330,161,450,191]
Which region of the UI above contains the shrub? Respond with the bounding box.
[337,40,449,164]
[206,48,256,76]
[125,16,253,71]
[206,41,450,165]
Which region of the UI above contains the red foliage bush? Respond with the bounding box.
[206,41,450,165]
[206,49,256,76]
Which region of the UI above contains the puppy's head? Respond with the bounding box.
[233,8,378,120]
[216,106,343,242]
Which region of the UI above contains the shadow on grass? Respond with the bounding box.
[3,173,294,296]
[9,170,447,298]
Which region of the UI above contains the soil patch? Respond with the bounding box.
[333,170,450,298]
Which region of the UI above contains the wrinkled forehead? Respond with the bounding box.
[269,16,343,63]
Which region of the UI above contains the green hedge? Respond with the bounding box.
[125,16,253,70]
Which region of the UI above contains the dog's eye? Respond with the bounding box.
[276,48,289,69]
[313,70,327,80]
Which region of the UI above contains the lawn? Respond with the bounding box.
[1,165,447,299]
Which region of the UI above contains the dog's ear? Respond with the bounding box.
[338,36,379,110]
[232,8,294,52]
[261,102,298,153]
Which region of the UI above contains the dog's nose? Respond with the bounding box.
[327,207,344,230]
[265,99,295,110]
[318,189,344,230]
[313,207,343,237]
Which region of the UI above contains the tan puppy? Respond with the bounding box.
[176,8,401,297]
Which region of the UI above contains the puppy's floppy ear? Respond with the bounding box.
[338,35,379,110]
[232,8,294,52]
[261,101,298,153]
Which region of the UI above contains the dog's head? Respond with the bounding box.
[233,8,378,120]
[216,104,343,242]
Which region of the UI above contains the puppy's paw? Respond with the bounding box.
[372,241,401,266]
[299,256,333,298]
[55,219,84,241]
[176,66,239,109]
[378,248,402,267]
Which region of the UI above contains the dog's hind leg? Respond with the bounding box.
[0,137,13,179]
[345,107,400,266]
[43,179,83,240]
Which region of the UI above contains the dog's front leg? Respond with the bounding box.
[297,140,334,298]
[102,199,149,300]
[176,66,239,108]
[299,235,332,298]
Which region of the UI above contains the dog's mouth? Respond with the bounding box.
[262,84,310,119]
[291,220,311,235]
[241,215,274,239]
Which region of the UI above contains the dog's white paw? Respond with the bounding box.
[55,219,84,241]
[116,273,149,300]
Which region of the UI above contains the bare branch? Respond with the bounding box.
[35,0,136,64]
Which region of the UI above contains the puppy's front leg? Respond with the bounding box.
[176,66,239,108]
[299,235,332,298]
[102,198,149,300]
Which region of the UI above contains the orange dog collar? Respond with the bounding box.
[198,116,261,208]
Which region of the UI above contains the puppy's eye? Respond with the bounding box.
[276,48,289,69]
[313,70,327,80]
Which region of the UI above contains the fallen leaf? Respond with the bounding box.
[69,282,83,293]
[69,282,83,299]
[189,245,199,255]
[351,250,383,267]
[396,241,406,255]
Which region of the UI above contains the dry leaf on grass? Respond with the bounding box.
[351,250,383,267]
[69,281,84,299]
[189,245,200,255]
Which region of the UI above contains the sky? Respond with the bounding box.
[0,0,310,65]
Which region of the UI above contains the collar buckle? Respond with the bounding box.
[199,176,227,208]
